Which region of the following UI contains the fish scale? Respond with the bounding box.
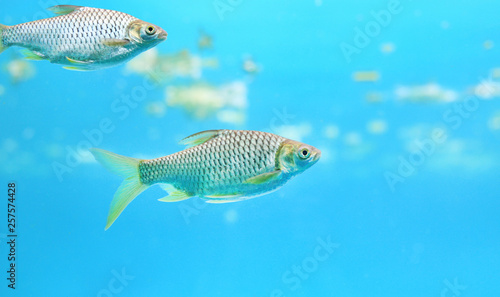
[139,130,285,196]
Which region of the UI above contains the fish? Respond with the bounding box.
[0,5,167,71]
[90,129,321,229]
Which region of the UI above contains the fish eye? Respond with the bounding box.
[146,26,156,35]
[298,147,310,160]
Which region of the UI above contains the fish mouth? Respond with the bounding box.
[312,150,321,162]
[158,30,168,40]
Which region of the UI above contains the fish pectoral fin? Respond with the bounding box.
[63,66,91,71]
[47,5,83,15]
[244,170,282,185]
[102,38,131,47]
[158,185,192,202]
[20,49,46,61]
[66,57,93,65]
[179,130,221,148]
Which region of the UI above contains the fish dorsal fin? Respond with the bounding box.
[47,5,84,15]
[244,170,282,185]
[179,130,221,148]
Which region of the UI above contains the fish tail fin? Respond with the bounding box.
[0,24,10,54]
[89,148,148,230]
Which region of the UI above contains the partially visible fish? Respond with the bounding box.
[90,129,321,229]
[0,5,167,71]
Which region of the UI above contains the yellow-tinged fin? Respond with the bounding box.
[47,5,83,15]
[63,66,91,71]
[179,130,220,148]
[66,56,93,65]
[244,170,282,185]
[158,184,192,202]
[102,38,130,47]
[202,193,244,203]
[0,24,10,54]
[21,49,46,60]
[89,148,148,230]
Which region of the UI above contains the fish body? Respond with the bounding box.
[0,5,167,70]
[90,129,321,229]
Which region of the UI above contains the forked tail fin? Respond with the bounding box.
[89,148,148,230]
[0,24,9,54]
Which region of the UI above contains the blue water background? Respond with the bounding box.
[1,0,499,296]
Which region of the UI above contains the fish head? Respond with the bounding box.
[128,20,168,46]
[277,140,321,174]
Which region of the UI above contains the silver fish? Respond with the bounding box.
[0,5,167,71]
[90,129,321,229]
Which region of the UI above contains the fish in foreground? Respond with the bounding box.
[0,5,167,71]
[90,129,321,229]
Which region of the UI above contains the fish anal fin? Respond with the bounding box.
[158,184,192,202]
[179,130,220,148]
[244,170,282,185]
[204,199,241,204]
[63,66,91,71]
[102,38,130,47]
[66,56,93,65]
[203,193,244,203]
[47,5,83,15]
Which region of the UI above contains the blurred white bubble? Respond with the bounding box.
[380,42,395,54]
[224,209,238,224]
[489,114,500,131]
[145,101,167,118]
[323,125,339,139]
[395,83,458,103]
[22,127,35,140]
[274,123,312,142]
[367,120,388,135]
[344,132,362,146]
[3,138,18,153]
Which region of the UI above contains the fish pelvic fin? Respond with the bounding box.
[89,148,148,230]
[0,24,10,54]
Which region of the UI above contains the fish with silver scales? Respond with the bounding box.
[0,5,167,70]
[90,129,321,229]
